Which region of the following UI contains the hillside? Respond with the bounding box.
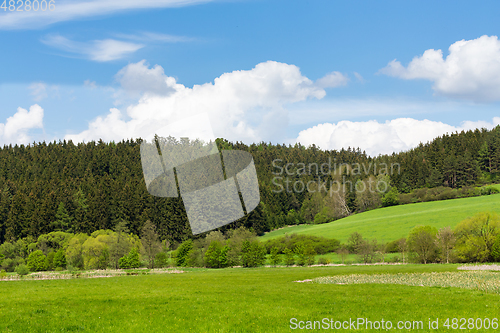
[260,188,500,243]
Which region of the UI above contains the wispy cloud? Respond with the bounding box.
[114,32,196,43]
[0,0,213,30]
[41,34,144,62]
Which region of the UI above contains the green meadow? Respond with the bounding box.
[1,265,500,332]
[260,193,500,243]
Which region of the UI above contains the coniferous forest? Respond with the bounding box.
[0,126,499,246]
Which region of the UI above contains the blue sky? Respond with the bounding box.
[1,0,499,155]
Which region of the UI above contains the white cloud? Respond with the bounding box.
[41,34,144,62]
[0,0,212,30]
[115,60,179,97]
[29,82,48,101]
[295,117,500,156]
[114,32,195,43]
[0,105,44,145]
[65,60,329,143]
[379,35,500,102]
[29,82,60,101]
[315,71,349,88]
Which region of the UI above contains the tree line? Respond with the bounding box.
[0,126,499,245]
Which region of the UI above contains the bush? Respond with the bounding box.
[263,234,339,255]
[0,269,7,278]
[317,257,330,265]
[175,239,193,267]
[27,250,47,272]
[155,252,169,268]
[15,264,30,276]
[269,247,281,266]
[204,241,229,268]
[283,247,295,266]
[241,240,266,267]
[382,187,399,207]
[119,248,141,269]
[53,248,67,269]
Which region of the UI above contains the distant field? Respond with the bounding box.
[1,265,500,332]
[260,192,500,243]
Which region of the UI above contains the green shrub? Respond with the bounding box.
[263,234,339,255]
[269,247,281,266]
[0,269,7,278]
[283,247,295,266]
[317,257,330,265]
[27,250,47,272]
[204,241,229,268]
[175,239,193,267]
[53,248,67,269]
[154,252,169,268]
[241,240,266,267]
[118,248,141,269]
[15,264,30,276]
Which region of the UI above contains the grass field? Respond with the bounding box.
[260,192,500,243]
[1,265,499,332]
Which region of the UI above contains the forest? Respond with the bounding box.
[0,125,499,246]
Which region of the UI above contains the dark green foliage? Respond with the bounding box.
[241,240,266,267]
[154,252,169,268]
[283,247,295,266]
[269,247,281,266]
[204,241,229,268]
[175,239,193,267]
[385,239,400,253]
[27,250,46,272]
[141,220,161,268]
[53,248,67,269]
[15,264,29,276]
[118,248,140,269]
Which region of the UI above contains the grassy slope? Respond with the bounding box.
[1,265,499,332]
[260,192,500,243]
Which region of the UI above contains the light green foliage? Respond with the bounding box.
[65,233,89,269]
[27,250,46,272]
[175,239,193,267]
[407,225,438,264]
[261,194,500,243]
[82,236,108,270]
[455,212,500,262]
[241,240,266,267]
[382,187,399,207]
[118,248,140,269]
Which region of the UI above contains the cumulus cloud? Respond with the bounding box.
[41,34,144,62]
[65,60,329,143]
[0,0,212,30]
[0,104,44,145]
[379,35,500,102]
[115,60,179,97]
[295,117,500,156]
